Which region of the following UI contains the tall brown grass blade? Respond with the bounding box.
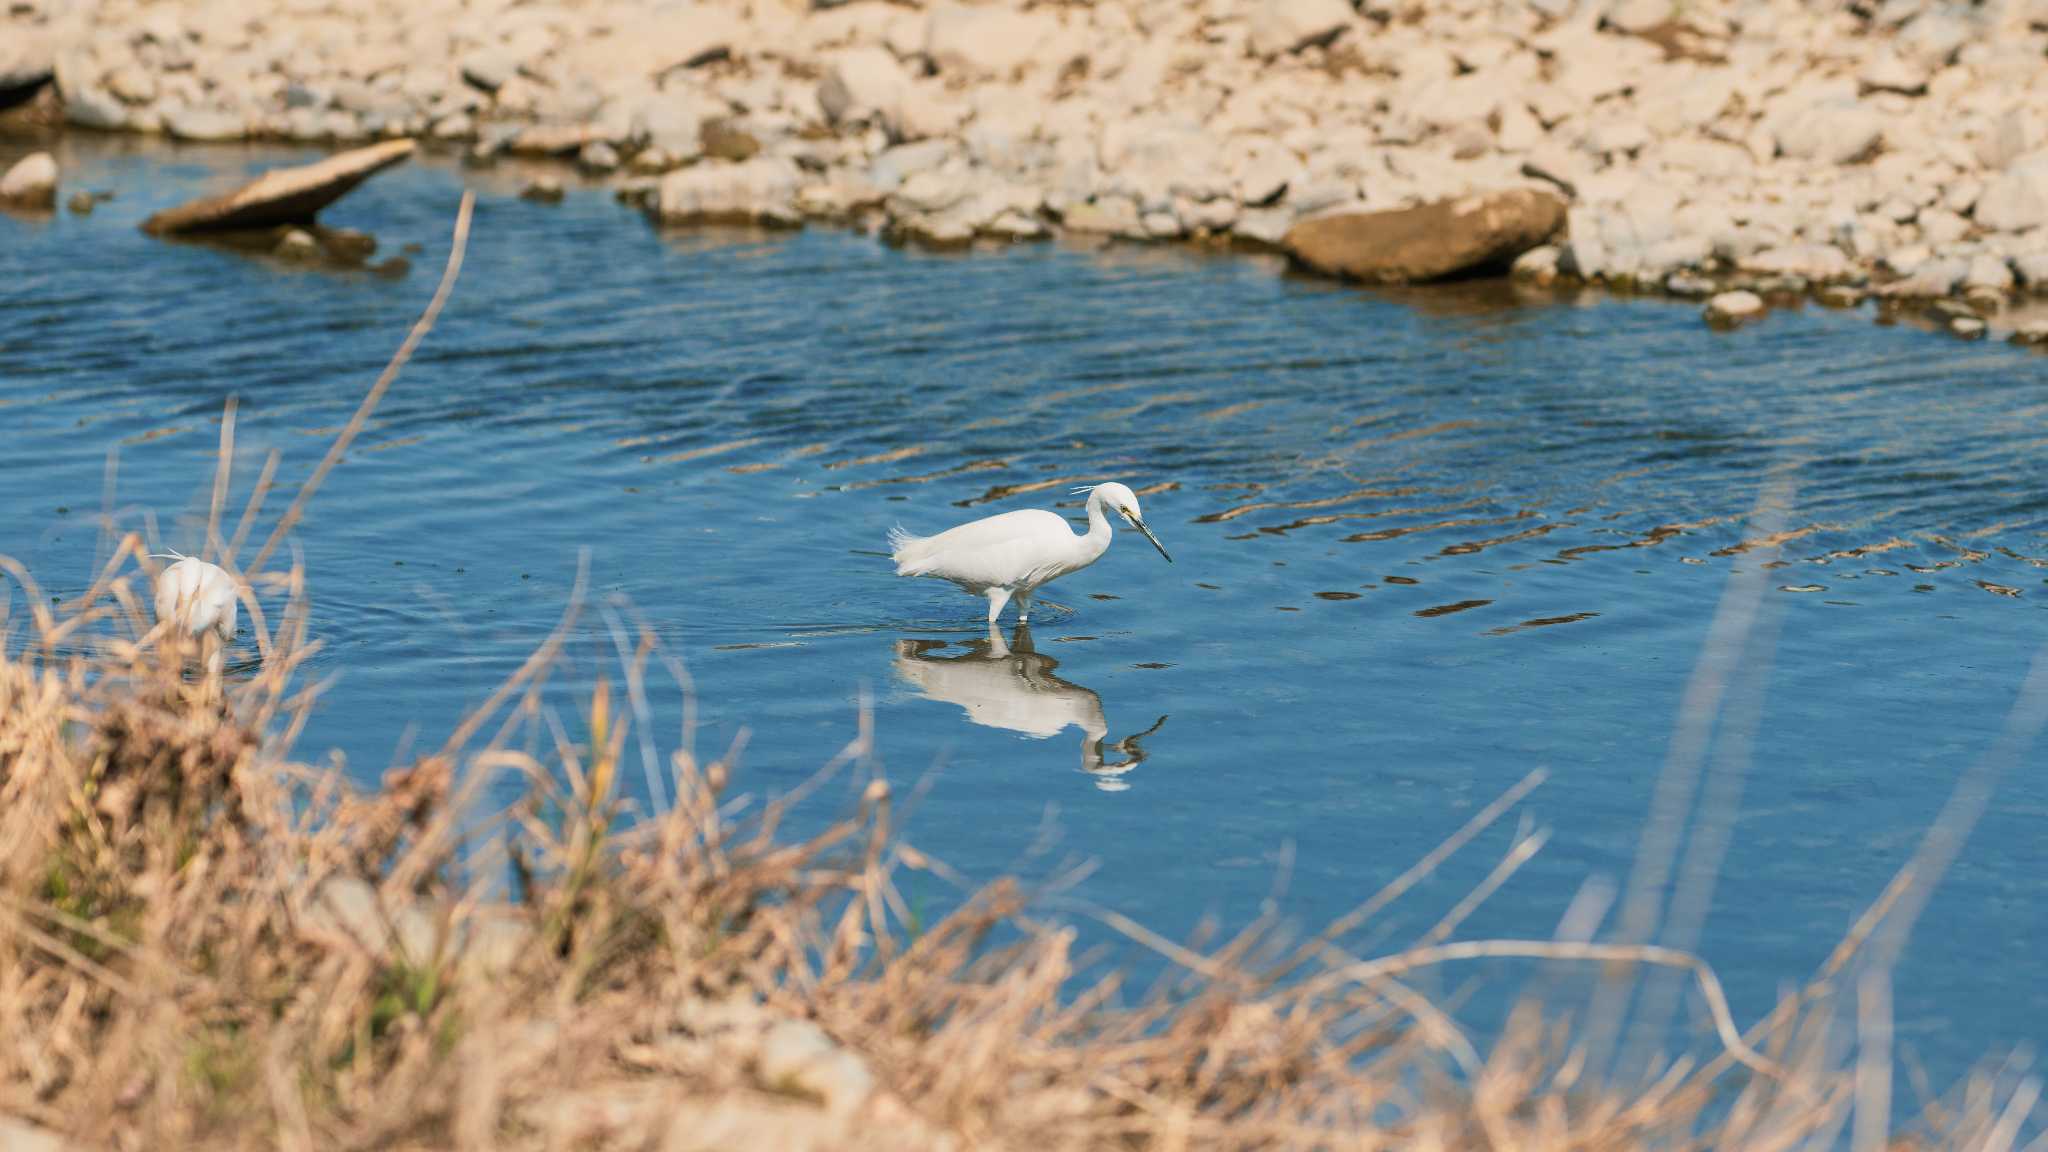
[247,191,475,579]
[206,394,236,562]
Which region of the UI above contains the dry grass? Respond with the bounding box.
[0,197,2040,1152]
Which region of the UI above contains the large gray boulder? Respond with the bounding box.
[141,139,416,235]
[1283,188,1567,283]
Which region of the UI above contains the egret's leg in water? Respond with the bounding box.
[986,586,1011,626]
[1015,590,1032,624]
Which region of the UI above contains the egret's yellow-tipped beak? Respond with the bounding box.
[1126,512,1172,562]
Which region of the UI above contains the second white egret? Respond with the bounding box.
[888,481,1171,625]
[153,553,239,644]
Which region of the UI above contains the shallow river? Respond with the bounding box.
[4,138,2045,1095]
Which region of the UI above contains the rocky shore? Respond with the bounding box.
[5,0,2048,341]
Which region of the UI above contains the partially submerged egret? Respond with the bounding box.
[152,553,238,669]
[889,481,1171,625]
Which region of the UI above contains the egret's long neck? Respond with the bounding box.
[1080,493,1114,560]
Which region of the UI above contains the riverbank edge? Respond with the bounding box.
[7,99,2048,351]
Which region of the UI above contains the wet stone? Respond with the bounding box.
[1704,289,1765,329]
[275,228,320,261]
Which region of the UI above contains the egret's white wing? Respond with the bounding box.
[155,558,237,641]
[891,509,1077,589]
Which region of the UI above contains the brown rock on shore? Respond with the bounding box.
[141,139,415,235]
[1282,188,1566,283]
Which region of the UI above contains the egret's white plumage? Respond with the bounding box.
[889,481,1171,624]
[153,555,238,643]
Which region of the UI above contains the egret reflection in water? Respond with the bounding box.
[893,623,1167,791]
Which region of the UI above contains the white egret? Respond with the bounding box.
[889,481,1171,625]
[152,552,238,645]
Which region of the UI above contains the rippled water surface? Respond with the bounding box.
[5,139,2047,1090]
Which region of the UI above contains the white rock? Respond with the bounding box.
[0,32,53,94]
[64,84,128,130]
[1586,119,1650,157]
[1883,244,1935,275]
[1656,138,1753,177]
[1975,150,2048,233]
[460,48,517,94]
[1227,136,1302,206]
[0,152,57,209]
[1547,28,1660,104]
[1248,0,1354,58]
[1176,194,1239,233]
[162,104,247,141]
[892,81,965,142]
[818,47,908,125]
[1560,204,1614,278]
[1773,100,1885,164]
[1962,253,2014,293]
[1898,8,1973,68]
[1876,196,1919,224]
[986,210,1046,240]
[1512,244,1561,280]
[1643,235,1713,271]
[1945,178,1983,215]
[1705,290,1765,326]
[897,214,974,246]
[1885,256,1968,296]
[924,4,1058,79]
[1917,206,1970,245]
[1975,109,2041,172]
[106,64,158,105]
[656,157,803,224]
[1063,194,1145,237]
[1668,67,1738,128]
[2014,251,2048,290]
[890,168,975,215]
[1403,73,1498,135]
[869,140,952,190]
[1233,206,1294,247]
[1858,51,1928,95]
[636,95,709,163]
[1742,244,1852,280]
[1496,102,1543,152]
[1604,0,1673,35]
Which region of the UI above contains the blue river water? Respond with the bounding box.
[4,137,2045,1102]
